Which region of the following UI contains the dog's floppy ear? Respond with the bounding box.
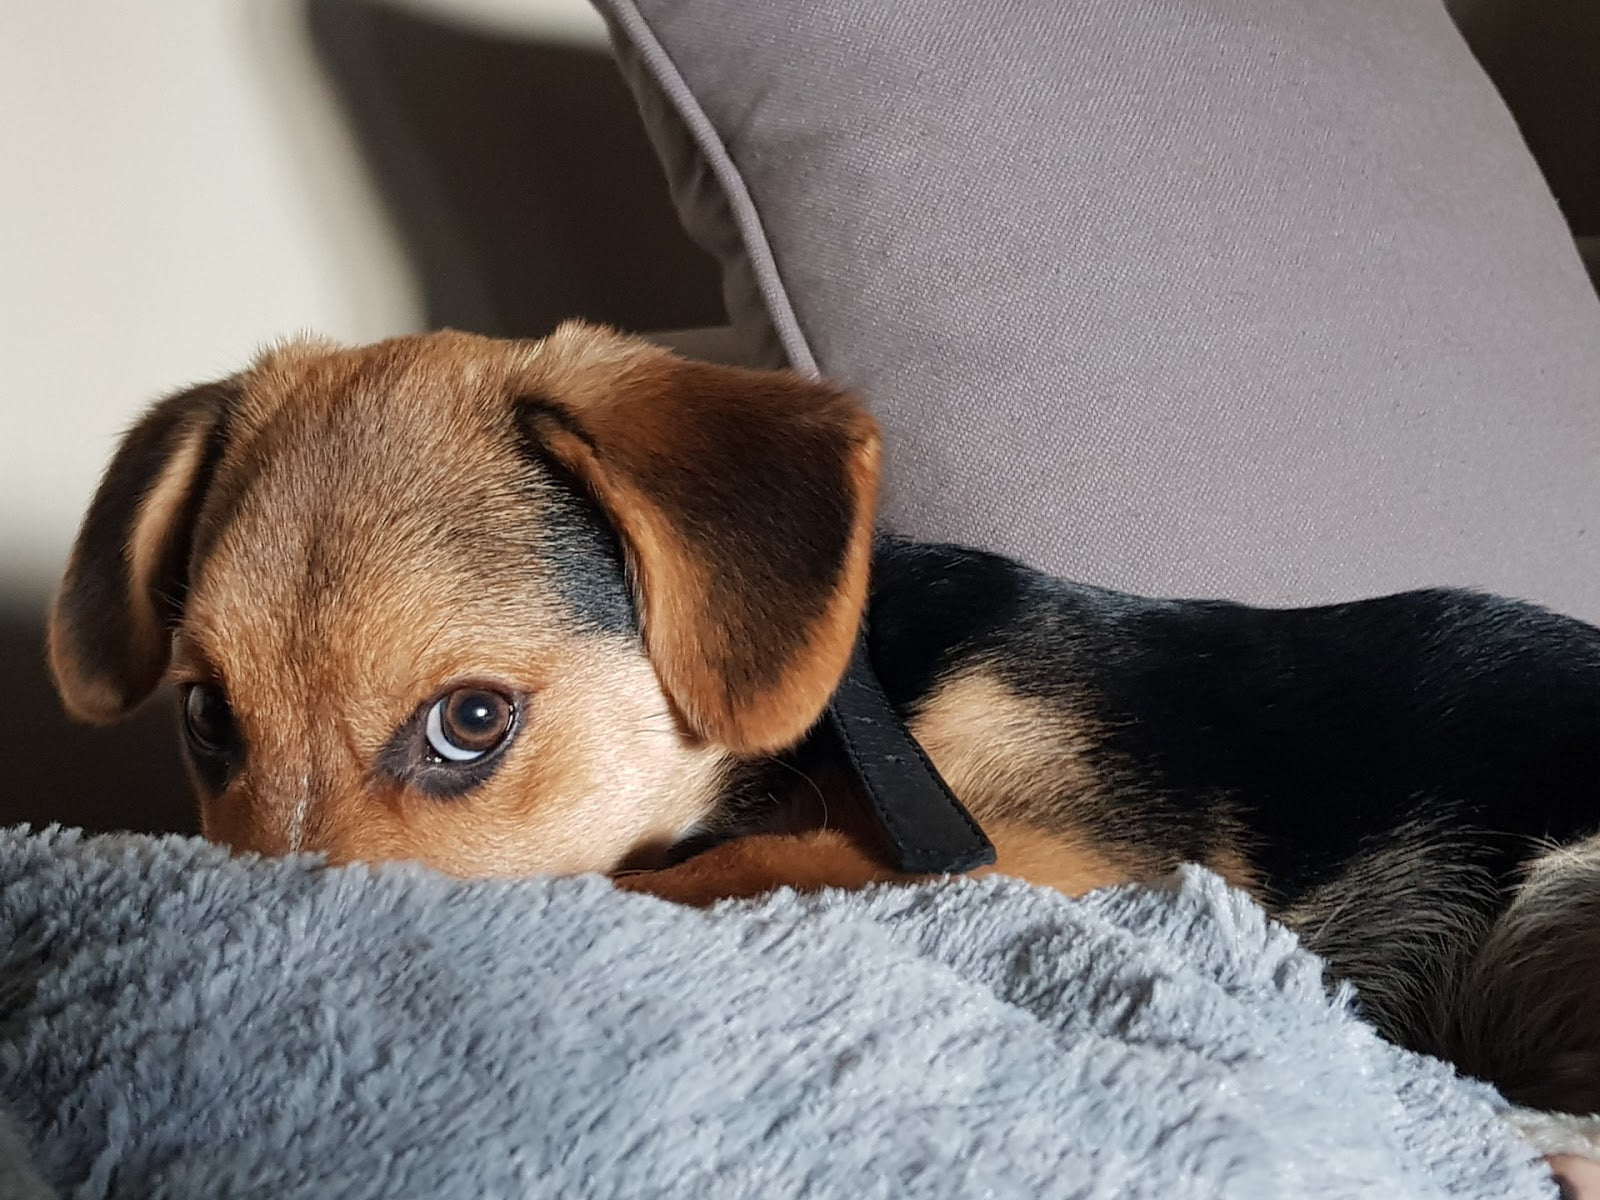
[519,353,880,756]
[48,381,235,723]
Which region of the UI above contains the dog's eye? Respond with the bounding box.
[379,684,523,796]
[183,683,235,754]
[425,688,516,763]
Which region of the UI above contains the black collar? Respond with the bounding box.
[824,632,996,874]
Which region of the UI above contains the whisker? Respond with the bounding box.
[765,755,829,829]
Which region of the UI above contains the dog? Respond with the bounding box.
[46,321,1600,1118]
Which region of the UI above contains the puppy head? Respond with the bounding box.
[47,323,880,876]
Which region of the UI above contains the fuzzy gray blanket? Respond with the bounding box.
[0,826,1559,1199]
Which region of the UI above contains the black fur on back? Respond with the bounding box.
[866,534,1600,910]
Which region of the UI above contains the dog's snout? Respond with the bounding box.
[198,738,359,860]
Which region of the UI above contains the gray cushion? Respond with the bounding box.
[0,830,1560,1200]
[595,0,1600,620]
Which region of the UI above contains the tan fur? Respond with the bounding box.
[167,333,735,876]
[909,671,1101,826]
[123,424,215,690]
[911,669,1262,896]
[51,323,878,879]
[615,828,893,904]
[526,328,880,755]
[43,321,1266,901]
[179,626,728,877]
[44,323,1216,893]
[48,389,229,724]
[617,672,1148,906]
[41,629,105,725]
[615,820,1134,907]
[971,822,1134,895]
[909,670,1154,890]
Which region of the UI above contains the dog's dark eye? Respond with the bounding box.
[379,684,523,797]
[425,688,515,763]
[183,683,235,754]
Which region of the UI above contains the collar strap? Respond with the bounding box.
[823,633,997,874]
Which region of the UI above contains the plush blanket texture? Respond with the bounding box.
[0,826,1558,1199]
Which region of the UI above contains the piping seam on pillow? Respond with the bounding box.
[594,1,819,377]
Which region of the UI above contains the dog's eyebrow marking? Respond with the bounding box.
[511,397,635,636]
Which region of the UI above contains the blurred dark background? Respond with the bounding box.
[4,0,1594,837]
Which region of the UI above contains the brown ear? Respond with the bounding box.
[47,381,235,723]
[519,351,880,756]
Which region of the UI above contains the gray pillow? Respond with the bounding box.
[594,0,1600,621]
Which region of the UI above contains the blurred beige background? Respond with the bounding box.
[0,0,612,604]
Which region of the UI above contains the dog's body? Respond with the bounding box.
[642,534,1600,1112]
[47,323,1600,1114]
